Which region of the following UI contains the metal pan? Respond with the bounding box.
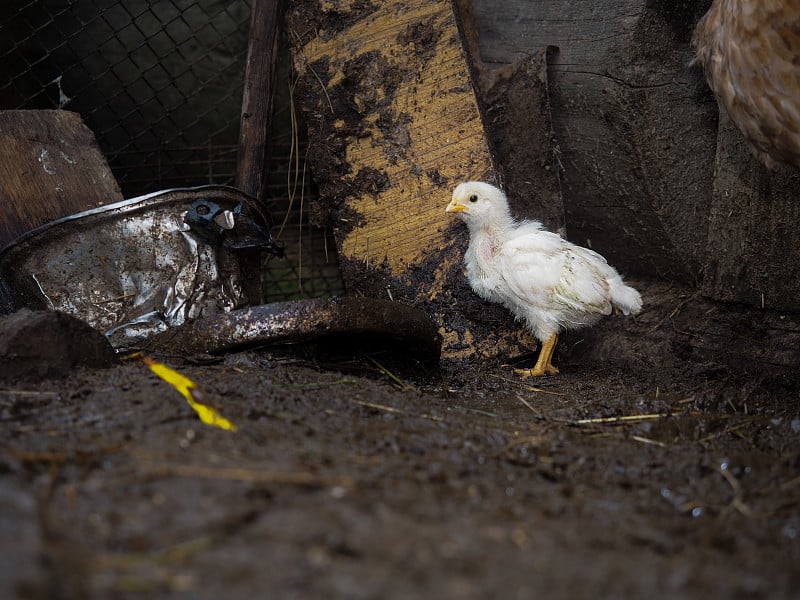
[0,185,282,349]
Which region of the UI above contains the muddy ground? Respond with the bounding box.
[1,280,798,599]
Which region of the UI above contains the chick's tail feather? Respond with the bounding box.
[609,277,642,316]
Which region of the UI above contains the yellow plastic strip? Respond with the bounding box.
[142,356,238,432]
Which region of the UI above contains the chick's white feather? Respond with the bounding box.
[447,182,642,344]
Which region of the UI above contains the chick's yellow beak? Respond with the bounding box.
[446,199,467,214]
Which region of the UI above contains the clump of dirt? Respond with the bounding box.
[397,15,443,66]
[0,309,116,382]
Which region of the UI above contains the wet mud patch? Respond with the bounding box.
[288,0,380,42]
[397,15,444,66]
[1,324,798,597]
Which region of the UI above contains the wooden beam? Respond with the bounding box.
[454,3,565,234]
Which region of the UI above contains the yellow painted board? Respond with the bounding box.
[289,0,537,360]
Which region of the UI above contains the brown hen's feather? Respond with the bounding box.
[694,0,800,169]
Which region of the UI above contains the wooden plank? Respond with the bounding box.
[292,0,495,274]
[288,0,538,360]
[454,1,565,232]
[478,47,566,236]
[0,110,122,246]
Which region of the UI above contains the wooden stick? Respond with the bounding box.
[574,412,683,425]
[236,0,286,305]
[236,0,285,201]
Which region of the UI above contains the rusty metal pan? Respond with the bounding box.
[0,185,281,349]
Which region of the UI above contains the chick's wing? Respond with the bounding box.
[499,231,611,316]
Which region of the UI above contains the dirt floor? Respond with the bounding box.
[1,281,799,599]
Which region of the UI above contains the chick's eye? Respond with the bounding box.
[469,194,478,203]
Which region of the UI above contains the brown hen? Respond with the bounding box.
[694,0,800,170]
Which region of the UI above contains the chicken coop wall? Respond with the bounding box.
[0,0,344,301]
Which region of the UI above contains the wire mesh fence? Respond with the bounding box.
[0,0,344,301]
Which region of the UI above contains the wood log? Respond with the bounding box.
[287,0,547,360]
[0,110,122,246]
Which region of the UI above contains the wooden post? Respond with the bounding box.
[236,0,285,201]
[236,0,286,304]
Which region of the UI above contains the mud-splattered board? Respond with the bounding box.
[287,0,536,361]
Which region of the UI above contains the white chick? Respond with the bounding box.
[446,181,642,377]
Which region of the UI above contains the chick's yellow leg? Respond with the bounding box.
[515,333,559,378]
